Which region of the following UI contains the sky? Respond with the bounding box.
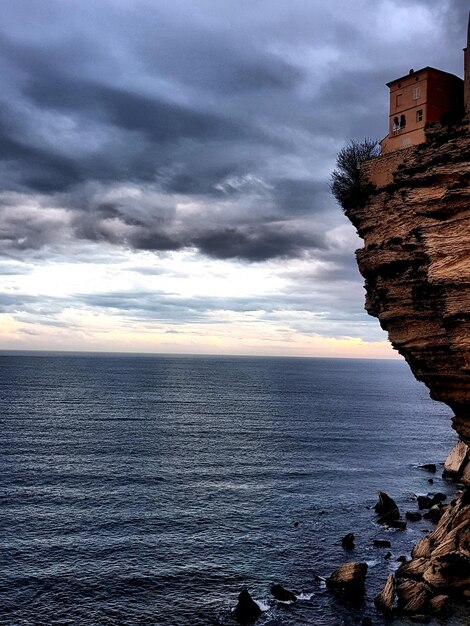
[0,0,467,358]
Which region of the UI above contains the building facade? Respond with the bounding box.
[380,67,463,153]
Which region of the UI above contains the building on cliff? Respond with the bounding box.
[380,14,469,154]
[380,67,463,153]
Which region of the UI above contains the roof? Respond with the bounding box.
[386,66,463,87]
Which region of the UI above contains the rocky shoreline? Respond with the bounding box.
[231,447,467,624]
[373,442,469,621]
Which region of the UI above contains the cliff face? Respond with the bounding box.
[344,120,470,612]
[347,121,470,446]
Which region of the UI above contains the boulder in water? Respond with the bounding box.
[406,511,422,522]
[326,561,368,597]
[422,505,444,523]
[375,491,400,523]
[419,464,437,473]
[341,532,355,549]
[373,539,391,548]
[417,496,433,510]
[233,588,262,623]
[270,583,297,602]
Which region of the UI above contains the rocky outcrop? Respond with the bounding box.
[350,121,470,448]
[344,118,470,611]
[233,589,262,622]
[326,561,368,598]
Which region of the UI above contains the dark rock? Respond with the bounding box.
[387,519,407,530]
[427,478,434,484]
[373,539,391,548]
[384,551,392,559]
[374,574,395,613]
[430,492,446,505]
[417,496,433,509]
[361,617,373,626]
[233,588,262,622]
[419,464,437,473]
[406,511,422,521]
[375,491,400,523]
[270,584,296,603]
[397,555,408,563]
[326,561,368,596]
[293,521,299,527]
[341,533,355,549]
[422,505,444,523]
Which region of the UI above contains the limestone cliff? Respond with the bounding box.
[349,121,470,449]
[344,119,470,613]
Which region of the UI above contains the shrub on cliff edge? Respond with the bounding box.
[330,139,380,210]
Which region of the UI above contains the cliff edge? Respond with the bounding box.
[349,120,470,451]
[344,119,470,614]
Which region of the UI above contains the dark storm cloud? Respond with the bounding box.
[193,224,325,261]
[0,0,467,262]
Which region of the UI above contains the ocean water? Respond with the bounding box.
[0,353,463,626]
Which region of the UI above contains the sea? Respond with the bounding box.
[0,352,466,626]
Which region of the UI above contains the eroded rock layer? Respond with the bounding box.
[346,120,470,611]
[349,121,470,447]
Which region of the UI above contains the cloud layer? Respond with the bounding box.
[0,0,467,354]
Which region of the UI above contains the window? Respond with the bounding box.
[416,109,423,122]
[396,94,402,107]
[400,114,406,128]
[413,87,421,100]
[393,117,400,131]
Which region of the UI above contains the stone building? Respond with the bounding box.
[380,13,469,153]
[380,68,463,153]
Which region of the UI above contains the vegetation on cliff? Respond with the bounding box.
[330,138,379,209]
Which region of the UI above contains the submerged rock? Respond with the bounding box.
[420,464,437,473]
[270,584,296,603]
[373,539,391,548]
[233,588,262,622]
